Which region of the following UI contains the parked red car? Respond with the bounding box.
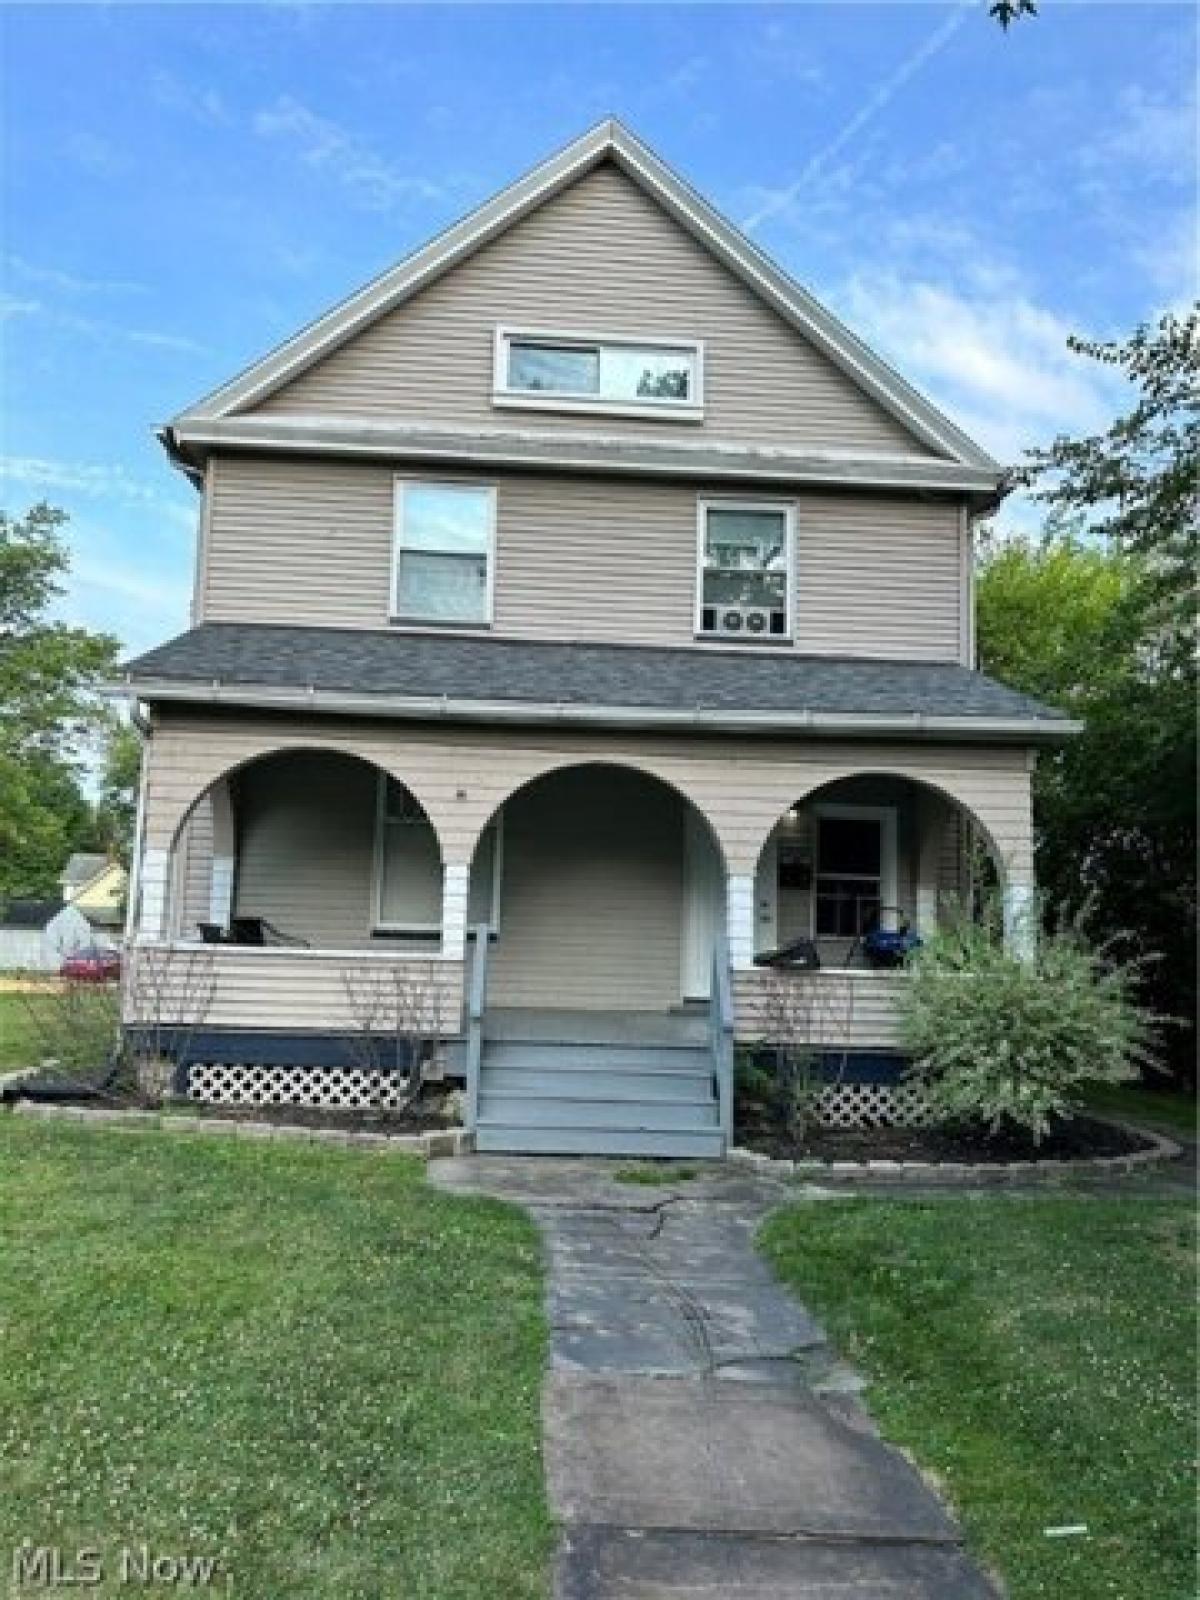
[60,946,122,983]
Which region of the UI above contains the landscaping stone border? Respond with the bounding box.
[7,1098,471,1158]
[728,1119,1183,1183]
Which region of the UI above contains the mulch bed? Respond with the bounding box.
[159,1095,460,1136]
[738,1109,1153,1164]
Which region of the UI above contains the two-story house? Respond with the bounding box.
[119,120,1075,1156]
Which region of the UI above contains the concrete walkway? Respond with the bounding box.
[428,1156,996,1599]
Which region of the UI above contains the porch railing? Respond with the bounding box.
[464,924,491,1135]
[709,934,735,1151]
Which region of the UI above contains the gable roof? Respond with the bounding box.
[122,622,1078,742]
[1,898,64,929]
[60,852,109,892]
[168,120,997,472]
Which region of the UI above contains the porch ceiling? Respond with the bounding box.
[120,623,1078,740]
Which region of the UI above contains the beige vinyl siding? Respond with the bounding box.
[202,455,966,661]
[794,496,963,660]
[232,751,379,947]
[176,798,214,936]
[143,709,1036,888]
[488,766,684,1010]
[734,969,904,1048]
[143,946,464,1034]
[252,162,935,459]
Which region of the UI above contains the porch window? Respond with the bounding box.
[392,481,494,625]
[374,778,442,933]
[814,814,884,938]
[494,327,702,417]
[697,501,792,640]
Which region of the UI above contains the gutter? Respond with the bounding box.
[109,676,1082,744]
[160,416,1003,500]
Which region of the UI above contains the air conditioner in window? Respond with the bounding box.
[702,604,786,638]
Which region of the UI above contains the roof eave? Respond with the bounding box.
[111,676,1082,745]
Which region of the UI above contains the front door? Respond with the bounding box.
[681,809,724,999]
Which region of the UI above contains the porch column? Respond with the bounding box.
[139,847,170,939]
[914,793,942,935]
[441,860,469,962]
[1003,879,1037,961]
[727,872,756,971]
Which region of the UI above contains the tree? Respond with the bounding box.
[0,504,121,898]
[979,311,1199,1083]
[1014,309,1199,638]
[94,719,143,866]
[990,0,1037,29]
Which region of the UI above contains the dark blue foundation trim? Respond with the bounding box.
[747,1047,910,1085]
[133,1028,465,1070]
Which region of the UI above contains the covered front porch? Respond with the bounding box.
[125,720,1038,1152]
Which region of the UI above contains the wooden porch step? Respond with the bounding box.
[474,1124,725,1158]
[481,1065,712,1100]
[478,1093,718,1131]
[481,1040,712,1073]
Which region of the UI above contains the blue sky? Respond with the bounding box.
[2,2,1195,656]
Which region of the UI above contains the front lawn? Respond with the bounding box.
[0,990,43,1070]
[0,1119,552,1598]
[1080,1078,1197,1136]
[760,1190,1196,1600]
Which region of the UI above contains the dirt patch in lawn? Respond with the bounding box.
[739,1112,1153,1164]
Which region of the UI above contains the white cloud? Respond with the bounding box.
[830,272,1132,463]
[1,457,198,537]
[3,300,206,356]
[742,3,971,232]
[253,96,443,211]
[150,69,232,128]
[1083,85,1197,186]
[6,256,147,296]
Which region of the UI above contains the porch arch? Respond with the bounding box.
[744,768,1026,970]
[151,746,448,949]
[463,759,729,1012]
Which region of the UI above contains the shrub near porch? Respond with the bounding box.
[0,1120,553,1599]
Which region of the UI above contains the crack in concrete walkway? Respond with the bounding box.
[428,1156,998,1598]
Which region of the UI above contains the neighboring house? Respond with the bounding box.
[0,900,94,972]
[60,853,127,940]
[118,120,1075,1155]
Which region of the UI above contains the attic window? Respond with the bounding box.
[494,327,703,419]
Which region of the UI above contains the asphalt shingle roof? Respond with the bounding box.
[123,623,1071,730]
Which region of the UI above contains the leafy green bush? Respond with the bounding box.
[899,898,1155,1141]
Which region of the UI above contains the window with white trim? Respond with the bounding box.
[374,778,442,933]
[812,811,896,939]
[392,481,494,625]
[697,501,792,640]
[494,327,702,417]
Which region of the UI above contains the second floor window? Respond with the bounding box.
[697,501,793,640]
[393,481,494,625]
[495,328,702,416]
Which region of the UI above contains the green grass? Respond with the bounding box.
[1080,1079,1197,1136]
[760,1190,1196,1600]
[0,1119,553,1598]
[612,1163,700,1186]
[0,991,43,1070]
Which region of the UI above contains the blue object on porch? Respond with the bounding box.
[861,909,923,970]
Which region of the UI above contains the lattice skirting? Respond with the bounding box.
[815,1082,937,1128]
[186,1061,414,1110]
